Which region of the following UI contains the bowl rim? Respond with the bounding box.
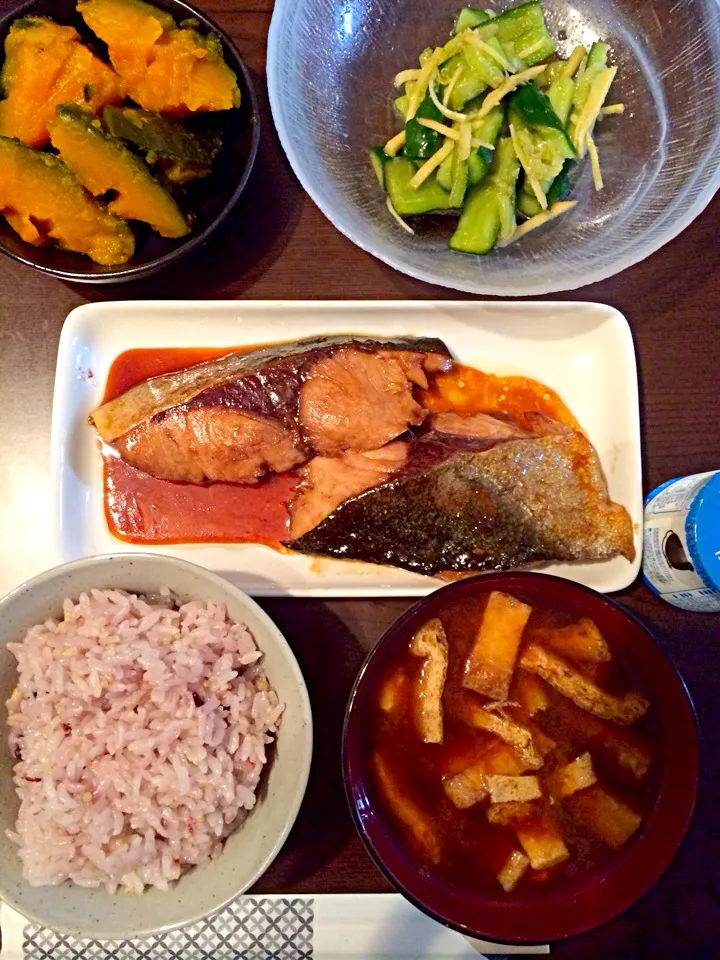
[267,0,720,296]
[0,0,261,284]
[342,571,699,944]
[0,552,313,938]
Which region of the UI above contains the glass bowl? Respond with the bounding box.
[268,0,720,295]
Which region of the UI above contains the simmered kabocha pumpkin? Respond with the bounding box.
[78,0,240,116]
[0,16,124,148]
[0,136,135,264]
[48,105,190,238]
[103,105,220,181]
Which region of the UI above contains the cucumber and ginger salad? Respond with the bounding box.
[370,2,623,254]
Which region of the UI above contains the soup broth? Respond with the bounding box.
[369,590,656,897]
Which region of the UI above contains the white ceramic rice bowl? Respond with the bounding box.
[0,553,313,939]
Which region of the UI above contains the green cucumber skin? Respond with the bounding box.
[437,153,454,191]
[449,188,500,253]
[404,94,444,160]
[385,157,452,215]
[454,6,491,34]
[467,106,504,186]
[486,0,556,65]
[586,41,609,70]
[547,76,575,126]
[509,84,565,133]
[547,158,576,205]
[369,147,387,189]
[450,137,520,254]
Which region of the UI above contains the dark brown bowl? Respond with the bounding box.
[343,572,699,945]
[0,0,259,282]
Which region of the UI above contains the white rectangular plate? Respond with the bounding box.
[51,300,642,597]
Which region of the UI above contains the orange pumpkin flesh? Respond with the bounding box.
[0,136,135,264]
[49,106,190,238]
[78,0,240,116]
[0,16,124,148]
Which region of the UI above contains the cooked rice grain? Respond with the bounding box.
[6,589,284,893]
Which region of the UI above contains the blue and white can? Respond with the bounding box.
[643,471,720,612]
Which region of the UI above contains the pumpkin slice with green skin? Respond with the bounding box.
[103,105,220,183]
[78,0,240,115]
[77,0,173,86]
[0,16,124,148]
[0,135,135,265]
[49,105,190,238]
[102,106,221,163]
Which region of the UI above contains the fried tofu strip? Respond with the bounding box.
[463,592,532,700]
[443,741,529,809]
[451,693,544,770]
[372,752,441,864]
[519,644,649,725]
[570,785,642,849]
[599,730,650,781]
[547,752,597,799]
[513,672,550,716]
[486,775,542,804]
[443,764,489,809]
[526,722,556,758]
[549,697,651,780]
[378,668,410,714]
[516,814,570,870]
[482,741,529,775]
[531,618,611,663]
[409,618,449,744]
[497,849,530,892]
[488,800,539,826]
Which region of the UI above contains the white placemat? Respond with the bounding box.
[1,894,549,958]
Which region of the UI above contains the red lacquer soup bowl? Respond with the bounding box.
[342,572,698,945]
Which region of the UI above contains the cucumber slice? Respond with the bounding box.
[508,85,567,136]
[405,93,444,159]
[450,136,520,254]
[517,147,575,217]
[385,156,453,215]
[454,6,491,35]
[467,104,504,185]
[586,41,610,71]
[369,147,387,189]
[438,54,463,85]
[572,41,609,115]
[547,158,575,205]
[509,87,576,170]
[511,118,573,190]
[517,186,541,218]
[483,0,556,65]
[473,104,505,142]
[437,151,454,191]
[535,59,565,89]
[449,186,500,253]
[547,76,575,126]
[467,147,492,184]
[449,155,469,207]
[448,44,503,110]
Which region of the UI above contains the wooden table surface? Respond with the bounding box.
[1,0,719,956]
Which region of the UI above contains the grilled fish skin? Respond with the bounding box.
[285,430,635,574]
